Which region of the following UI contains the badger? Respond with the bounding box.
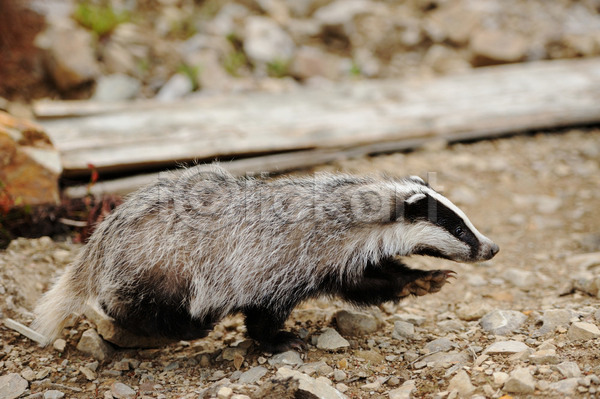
[33,165,498,353]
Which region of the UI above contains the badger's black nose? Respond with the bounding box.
[489,243,499,258]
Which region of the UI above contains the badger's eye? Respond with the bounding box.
[454,226,463,237]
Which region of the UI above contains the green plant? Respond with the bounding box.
[137,57,151,75]
[223,33,248,77]
[73,1,129,37]
[349,61,362,78]
[267,58,290,78]
[177,63,201,91]
[223,51,247,77]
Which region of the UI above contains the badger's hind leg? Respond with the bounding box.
[101,279,217,342]
[243,306,307,353]
[339,257,455,306]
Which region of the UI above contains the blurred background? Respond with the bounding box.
[1,1,600,398]
[1,0,599,102]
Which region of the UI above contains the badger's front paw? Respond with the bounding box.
[397,269,456,298]
[259,331,307,353]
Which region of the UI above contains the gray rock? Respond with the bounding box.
[314,0,370,26]
[456,302,492,321]
[316,328,349,351]
[426,4,478,45]
[208,3,250,37]
[392,321,415,339]
[333,370,346,382]
[484,340,529,355]
[222,346,248,361]
[555,361,582,378]
[217,386,233,399]
[393,313,426,326]
[536,309,574,335]
[36,25,100,90]
[243,16,295,64]
[101,41,137,76]
[52,338,67,352]
[76,329,113,361]
[547,378,579,395]
[276,368,347,399]
[388,380,416,399]
[268,350,304,367]
[567,252,600,269]
[355,350,384,364]
[493,372,509,386]
[290,46,342,80]
[419,351,470,369]
[156,74,194,102]
[43,391,65,399]
[101,23,149,75]
[424,337,455,353]
[470,29,529,66]
[79,366,97,381]
[529,349,559,364]
[111,382,136,398]
[503,367,536,394]
[283,0,322,18]
[573,274,600,297]
[479,310,527,335]
[437,319,464,333]
[20,368,36,382]
[238,366,268,384]
[299,360,333,376]
[568,321,600,341]
[0,373,29,399]
[448,370,475,397]
[502,268,537,290]
[334,309,379,336]
[92,74,141,102]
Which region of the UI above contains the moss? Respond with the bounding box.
[267,58,290,78]
[177,63,200,91]
[73,1,129,37]
[223,51,248,77]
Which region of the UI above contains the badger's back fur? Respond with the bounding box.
[33,165,498,350]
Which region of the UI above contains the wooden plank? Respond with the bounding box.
[37,58,600,177]
[62,122,532,199]
[64,148,358,198]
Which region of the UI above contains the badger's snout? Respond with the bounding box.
[479,241,499,261]
[489,243,499,257]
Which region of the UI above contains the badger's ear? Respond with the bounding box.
[401,192,430,222]
[405,192,426,205]
[409,176,429,186]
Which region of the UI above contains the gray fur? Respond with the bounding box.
[33,165,497,346]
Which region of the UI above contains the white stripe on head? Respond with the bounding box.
[425,188,487,242]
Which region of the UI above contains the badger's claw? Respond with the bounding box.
[398,269,456,298]
[259,331,307,353]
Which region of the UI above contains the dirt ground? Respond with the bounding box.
[1,128,599,398]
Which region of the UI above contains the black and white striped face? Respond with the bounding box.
[399,181,499,263]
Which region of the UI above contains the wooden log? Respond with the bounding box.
[64,124,520,199]
[36,58,600,177]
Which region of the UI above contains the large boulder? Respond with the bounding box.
[0,111,61,207]
[35,22,101,91]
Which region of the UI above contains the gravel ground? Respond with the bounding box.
[1,128,599,398]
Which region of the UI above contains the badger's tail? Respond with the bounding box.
[31,264,93,346]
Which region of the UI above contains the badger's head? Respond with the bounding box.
[396,177,499,263]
